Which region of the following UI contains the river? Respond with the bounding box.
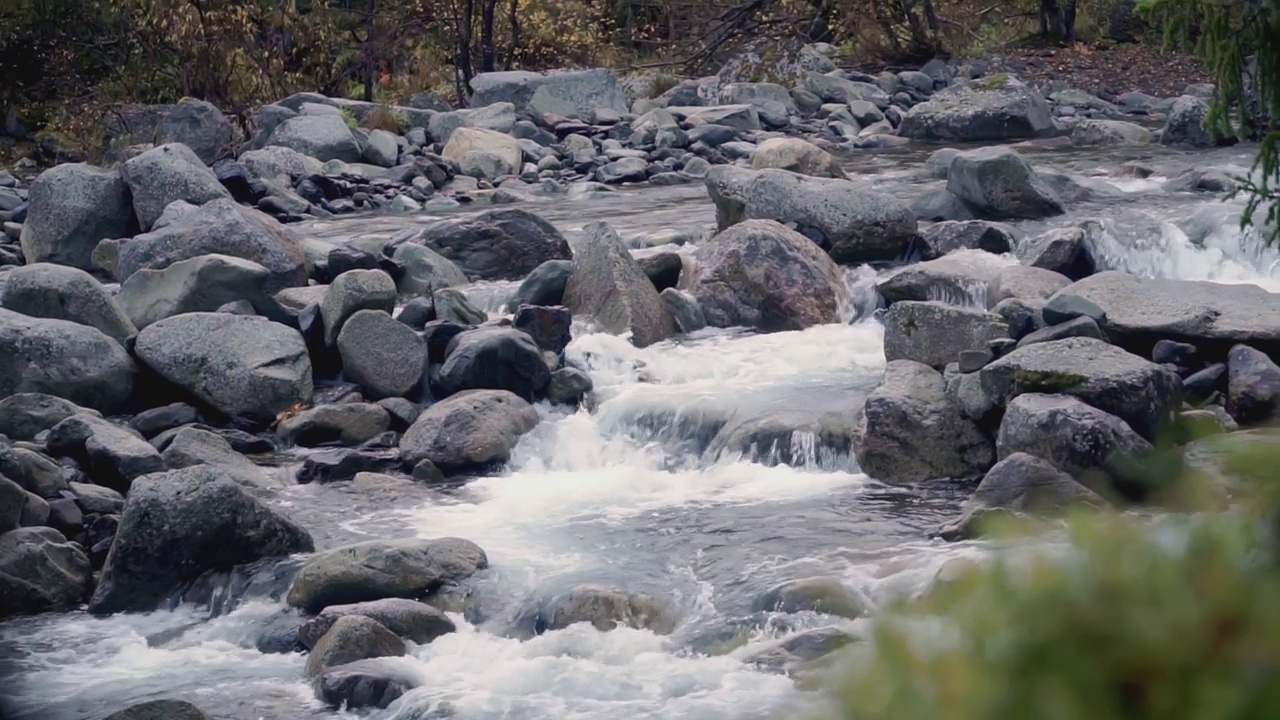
[1,142,1277,720]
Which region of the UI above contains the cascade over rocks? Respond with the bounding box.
[398,208,572,281]
[877,249,1015,306]
[113,198,308,294]
[90,465,313,614]
[705,165,917,264]
[917,220,1015,259]
[399,389,539,475]
[979,336,1182,440]
[0,309,137,414]
[853,360,994,483]
[563,222,675,347]
[298,598,456,649]
[682,220,848,332]
[135,312,313,422]
[287,536,488,613]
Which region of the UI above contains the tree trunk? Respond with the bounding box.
[363,0,377,102]
[456,0,474,101]
[1063,0,1078,44]
[480,0,497,73]
[1040,0,1066,41]
[504,0,520,70]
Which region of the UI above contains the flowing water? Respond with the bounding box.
[2,142,1278,720]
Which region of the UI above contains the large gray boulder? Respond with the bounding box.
[278,403,391,448]
[995,393,1154,499]
[287,536,488,613]
[159,427,276,488]
[441,127,521,178]
[1070,119,1153,146]
[116,254,272,329]
[0,309,137,413]
[391,243,469,297]
[0,443,74,498]
[362,129,399,168]
[19,163,135,271]
[265,114,361,163]
[1160,95,1217,148]
[719,82,797,126]
[298,598,455,649]
[0,526,92,617]
[238,146,324,181]
[946,147,1065,220]
[898,78,1053,142]
[1,263,137,344]
[918,220,1015,259]
[705,165,917,264]
[0,476,23,533]
[47,414,165,493]
[321,269,396,346]
[115,198,308,294]
[800,71,890,106]
[883,301,1009,369]
[667,104,761,132]
[1048,272,1280,358]
[399,389,539,475]
[154,100,233,164]
[0,394,93,442]
[89,465,313,614]
[305,615,406,678]
[987,265,1072,306]
[853,360,994,483]
[682,219,848,332]
[102,700,211,720]
[337,310,427,400]
[427,103,517,143]
[563,222,674,348]
[470,69,629,120]
[750,137,845,179]
[398,208,572,281]
[135,313,313,422]
[937,452,1108,540]
[1017,227,1097,281]
[436,327,551,399]
[980,336,1182,440]
[122,143,232,231]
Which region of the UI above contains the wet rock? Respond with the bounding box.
[135,313,313,422]
[937,451,1108,540]
[537,585,676,634]
[996,393,1154,500]
[987,265,1071,306]
[0,309,137,414]
[750,137,845,179]
[299,598,456,649]
[321,269,396,346]
[638,252,683,293]
[117,254,271,330]
[853,360,994,483]
[0,394,94,442]
[403,208,572,281]
[314,658,422,710]
[89,465,312,614]
[883,301,1009,369]
[337,309,427,400]
[0,263,134,344]
[910,187,975,222]
[898,79,1053,142]
[753,577,870,619]
[102,699,212,720]
[287,536,487,613]
[114,198,308,294]
[392,243,468,298]
[1070,119,1153,146]
[744,626,856,673]
[278,404,392,447]
[563,222,675,348]
[683,219,848,332]
[1016,315,1104,347]
[305,615,406,677]
[437,327,550,399]
[154,100,233,164]
[266,114,360,163]
[980,337,1182,440]
[660,288,708,334]
[545,367,594,406]
[1161,95,1218,148]
[507,259,573,309]
[296,447,401,484]
[1018,227,1097,281]
[1184,363,1227,405]
[513,304,572,356]
[705,166,917,264]
[1053,272,1280,358]
[876,249,1011,306]
[1227,344,1280,425]
[122,143,232,231]
[396,297,435,330]
[19,163,135,271]
[399,389,539,475]
[158,427,275,488]
[596,157,649,184]
[918,220,1015,259]
[433,288,487,325]
[946,146,1064,221]
[47,415,164,493]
